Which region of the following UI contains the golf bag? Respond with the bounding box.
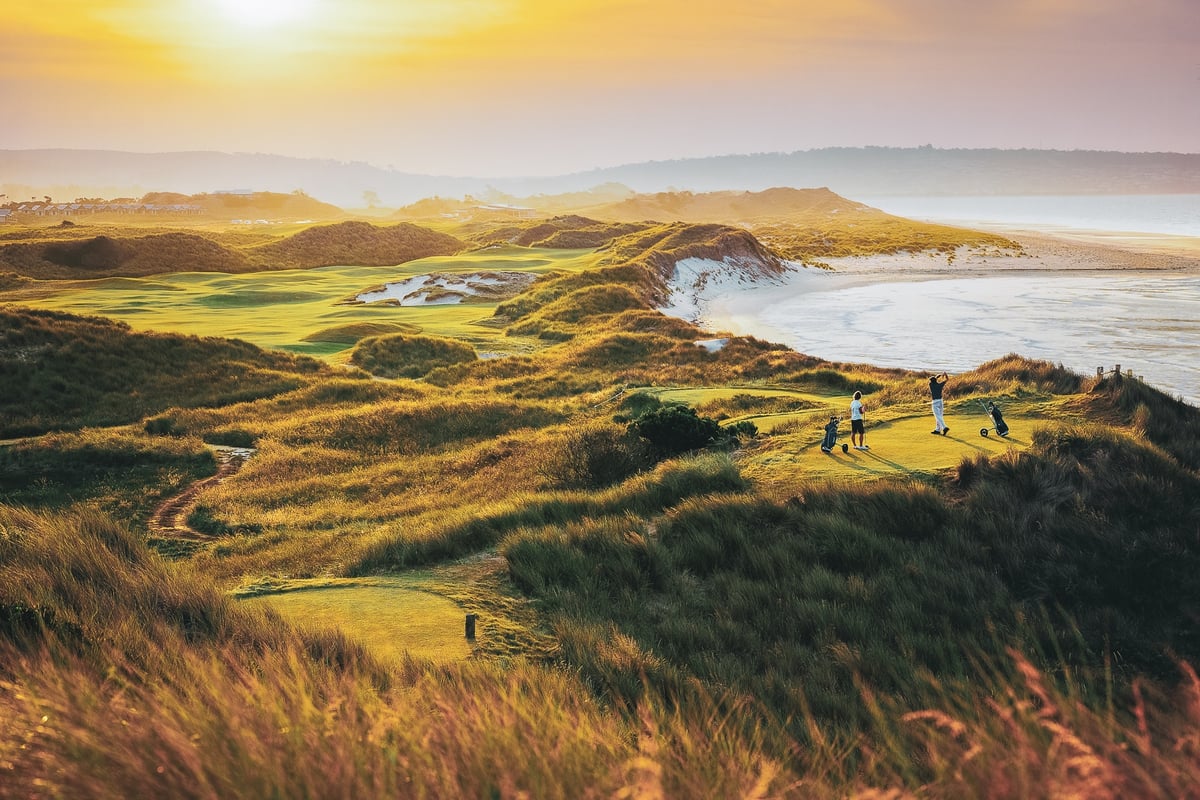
[979,401,1010,438]
[821,417,847,453]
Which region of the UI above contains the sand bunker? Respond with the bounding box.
[356,271,537,306]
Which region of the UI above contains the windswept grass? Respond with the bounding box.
[0,307,323,437]
[0,428,214,523]
[348,332,477,379]
[503,419,1200,730]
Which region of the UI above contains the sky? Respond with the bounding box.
[2,0,1198,177]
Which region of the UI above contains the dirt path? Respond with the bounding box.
[148,446,253,542]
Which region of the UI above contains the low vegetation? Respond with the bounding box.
[349,332,478,378]
[1,199,1198,796]
[0,307,324,437]
[0,219,465,279]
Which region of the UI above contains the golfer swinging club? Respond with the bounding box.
[929,372,950,435]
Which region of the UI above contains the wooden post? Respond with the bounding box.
[465,613,477,641]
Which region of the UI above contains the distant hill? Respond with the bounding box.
[568,148,1200,198]
[3,148,1197,208]
[581,186,872,223]
[456,188,1019,264]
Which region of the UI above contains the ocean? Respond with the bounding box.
[716,195,1200,404]
[859,194,1200,237]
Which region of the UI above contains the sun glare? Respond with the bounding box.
[211,0,319,27]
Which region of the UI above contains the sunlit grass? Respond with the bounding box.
[4,246,601,359]
[238,579,472,664]
[4,208,1200,796]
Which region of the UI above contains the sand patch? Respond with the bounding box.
[356,271,537,306]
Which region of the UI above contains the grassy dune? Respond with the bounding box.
[0,307,323,437]
[570,187,1022,263]
[0,219,465,279]
[2,204,1199,796]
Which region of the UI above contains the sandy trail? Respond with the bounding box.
[148,446,253,542]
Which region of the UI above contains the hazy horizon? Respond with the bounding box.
[4,1,1198,178]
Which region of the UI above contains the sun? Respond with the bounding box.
[211,0,319,28]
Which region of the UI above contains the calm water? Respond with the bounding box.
[859,194,1200,237]
[748,272,1200,405]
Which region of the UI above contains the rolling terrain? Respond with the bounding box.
[1,202,1199,797]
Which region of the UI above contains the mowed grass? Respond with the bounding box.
[745,412,1035,483]
[8,246,600,360]
[742,395,1082,486]
[238,578,472,664]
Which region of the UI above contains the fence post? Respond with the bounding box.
[465,613,477,641]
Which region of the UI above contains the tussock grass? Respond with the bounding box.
[1083,370,1200,470]
[4,211,1200,796]
[352,453,745,572]
[0,307,323,437]
[504,418,1200,730]
[0,428,214,522]
[348,332,478,378]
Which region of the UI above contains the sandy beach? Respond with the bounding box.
[672,230,1200,404]
[702,229,1200,326]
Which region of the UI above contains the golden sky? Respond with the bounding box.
[2,0,1197,175]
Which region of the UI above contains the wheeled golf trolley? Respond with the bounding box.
[978,400,1010,438]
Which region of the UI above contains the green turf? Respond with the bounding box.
[741,406,1042,485]
[237,577,473,664]
[7,246,600,361]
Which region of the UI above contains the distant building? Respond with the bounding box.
[0,209,12,224]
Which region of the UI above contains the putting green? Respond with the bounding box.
[742,411,1037,482]
[239,578,472,664]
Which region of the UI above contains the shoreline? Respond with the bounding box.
[700,229,1200,337]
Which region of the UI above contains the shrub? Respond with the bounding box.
[726,420,758,440]
[629,405,723,456]
[538,421,653,489]
[202,429,256,448]
[144,415,184,436]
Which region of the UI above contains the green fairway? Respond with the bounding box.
[742,408,1038,485]
[6,246,600,361]
[239,578,472,664]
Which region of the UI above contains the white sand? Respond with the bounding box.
[696,232,1200,336]
[661,232,1200,404]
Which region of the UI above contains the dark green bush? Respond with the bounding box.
[629,405,722,456]
[144,415,184,436]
